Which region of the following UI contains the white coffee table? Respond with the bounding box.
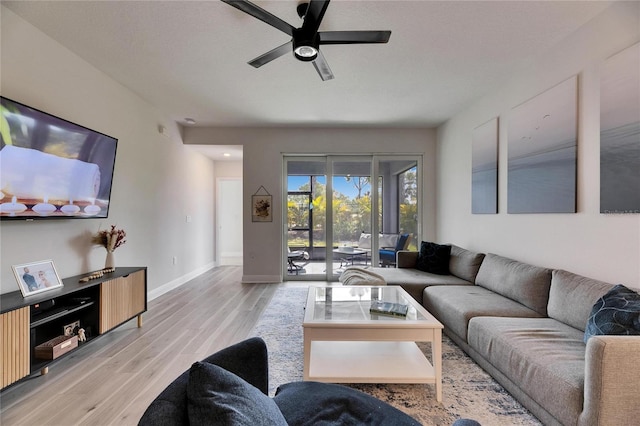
[302,286,444,401]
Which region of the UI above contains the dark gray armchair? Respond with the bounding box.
[138,337,422,425]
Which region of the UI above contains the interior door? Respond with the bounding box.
[217,178,243,265]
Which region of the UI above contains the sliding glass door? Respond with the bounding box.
[330,157,373,280]
[284,155,420,281]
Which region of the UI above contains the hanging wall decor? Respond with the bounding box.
[507,76,578,213]
[600,42,640,214]
[252,186,272,222]
[472,117,499,214]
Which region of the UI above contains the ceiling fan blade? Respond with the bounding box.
[312,50,334,81]
[221,0,294,36]
[302,0,331,35]
[248,41,292,68]
[319,30,391,45]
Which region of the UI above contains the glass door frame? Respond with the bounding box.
[283,154,422,281]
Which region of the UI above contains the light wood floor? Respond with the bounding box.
[0,266,317,426]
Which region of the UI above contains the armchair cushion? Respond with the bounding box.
[357,233,372,249]
[274,381,420,426]
[187,362,287,425]
[395,233,411,251]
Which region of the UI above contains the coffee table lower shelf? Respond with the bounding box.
[306,341,435,384]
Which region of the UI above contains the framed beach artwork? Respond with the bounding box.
[600,42,640,214]
[472,117,499,214]
[12,260,63,297]
[507,76,578,213]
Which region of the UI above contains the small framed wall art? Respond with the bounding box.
[12,259,63,297]
[252,186,272,222]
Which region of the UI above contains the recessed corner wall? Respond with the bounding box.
[436,1,640,287]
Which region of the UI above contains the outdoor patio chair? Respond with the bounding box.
[379,233,412,267]
[287,247,309,274]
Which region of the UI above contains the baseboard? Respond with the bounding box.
[220,254,243,265]
[148,262,217,301]
[241,274,282,284]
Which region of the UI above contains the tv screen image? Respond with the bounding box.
[0,97,117,220]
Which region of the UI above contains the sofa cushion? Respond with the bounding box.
[366,266,472,303]
[547,270,614,331]
[357,233,372,249]
[448,245,485,283]
[467,317,586,426]
[423,285,543,342]
[584,284,640,342]
[274,381,420,426]
[474,254,552,316]
[416,241,451,275]
[187,362,287,426]
[379,233,399,248]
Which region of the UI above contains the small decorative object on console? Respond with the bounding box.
[79,267,116,283]
[370,301,408,318]
[12,259,64,298]
[63,320,80,336]
[92,225,126,268]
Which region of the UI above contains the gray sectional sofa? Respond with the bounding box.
[366,246,640,426]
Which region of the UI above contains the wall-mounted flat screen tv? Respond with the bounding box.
[0,97,118,220]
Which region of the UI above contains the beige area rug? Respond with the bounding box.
[250,286,543,426]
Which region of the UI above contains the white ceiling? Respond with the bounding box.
[3,0,612,159]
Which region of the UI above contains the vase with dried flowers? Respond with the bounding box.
[92,225,126,268]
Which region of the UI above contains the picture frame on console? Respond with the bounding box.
[12,259,63,297]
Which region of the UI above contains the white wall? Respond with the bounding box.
[437,1,640,288]
[0,7,216,296]
[185,127,436,283]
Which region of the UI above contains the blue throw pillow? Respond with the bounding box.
[584,284,640,343]
[415,241,451,275]
[187,361,287,426]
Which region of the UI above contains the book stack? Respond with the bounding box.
[369,301,408,318]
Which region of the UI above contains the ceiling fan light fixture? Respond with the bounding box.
[294,45,318,61]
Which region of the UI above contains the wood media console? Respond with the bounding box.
[0,266,147,390]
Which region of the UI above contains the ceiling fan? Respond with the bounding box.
[221,0,391,81]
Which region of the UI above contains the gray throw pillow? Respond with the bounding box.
[584,284,640,343]
[187,361,287,426]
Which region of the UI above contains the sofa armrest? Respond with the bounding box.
[396,250,418,268]
[579,335,640,426]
